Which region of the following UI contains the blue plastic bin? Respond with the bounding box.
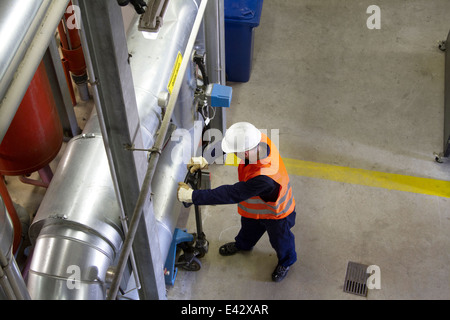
[224,0,264,82]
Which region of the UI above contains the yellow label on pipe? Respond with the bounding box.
[167,52,183,94]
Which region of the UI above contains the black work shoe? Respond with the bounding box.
[272,264,290,282]
[219,242,241,256]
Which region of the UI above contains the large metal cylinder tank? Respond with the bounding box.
[27,122,124,299]
[0,61,63,176]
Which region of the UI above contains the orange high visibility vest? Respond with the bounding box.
[237,133,295,220]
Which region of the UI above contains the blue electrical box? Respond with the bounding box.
[224,0,264,82]
[207,83,233,108]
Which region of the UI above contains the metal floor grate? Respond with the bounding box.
[343,261,369,297]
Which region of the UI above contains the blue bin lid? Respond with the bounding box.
[224,0,263,27]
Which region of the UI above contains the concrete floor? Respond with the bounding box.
[3,0,450,301]
[166,0,450,300]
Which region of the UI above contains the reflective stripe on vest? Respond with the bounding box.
[238,184,295,217]
[240,182,293,211]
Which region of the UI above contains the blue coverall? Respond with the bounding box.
[191,171,297,267]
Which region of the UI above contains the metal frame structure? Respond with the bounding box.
[77,0,165,300]
[443,30,450,158]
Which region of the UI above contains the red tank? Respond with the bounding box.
[0,61,63,176]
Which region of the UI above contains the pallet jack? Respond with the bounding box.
[164,169,210,285]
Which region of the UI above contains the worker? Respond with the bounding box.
[177,122,297,282]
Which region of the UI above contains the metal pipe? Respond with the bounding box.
[0,0,48,99]
[0,0,69,144]
[0,255,31,300]
[0,195,30,300]
[0,177,22,254]
[0,267,16,300]
[205,0,226,86]
[200,0,227,157]
[106,0,209,300]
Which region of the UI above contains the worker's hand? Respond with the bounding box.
[187,157,208,173]
[177,182,193,203]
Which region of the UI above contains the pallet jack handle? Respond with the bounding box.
[183,169,210,256]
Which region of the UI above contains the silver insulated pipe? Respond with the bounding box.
[0,196,30,300]
[27,0,202,300]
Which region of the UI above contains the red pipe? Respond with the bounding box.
[61,54,77,105]
[57,22,70,51]
[58,1,87,103]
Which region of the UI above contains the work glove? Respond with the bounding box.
[177,182,193,203]
[187,156,208,174]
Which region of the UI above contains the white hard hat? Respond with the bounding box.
[221,122,262,153]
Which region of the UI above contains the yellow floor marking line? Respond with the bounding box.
[225,154,450,198]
